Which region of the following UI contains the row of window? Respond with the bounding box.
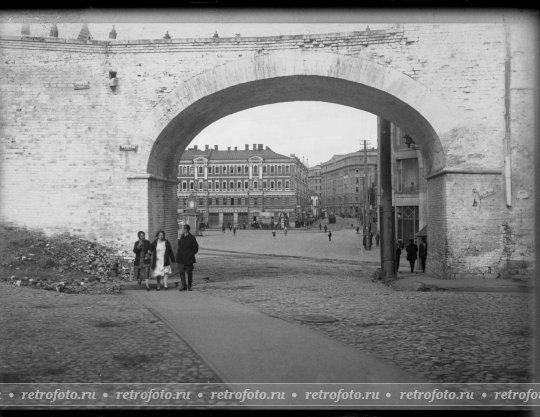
[181,196,297,207]
[180,179,291,191]
[180,164,292,176]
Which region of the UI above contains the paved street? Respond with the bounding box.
[0,217,532,386]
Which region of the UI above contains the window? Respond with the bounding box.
[278,165,282,174]
[189,166,194,175]
[190,181,194,190]
[277,181,282,189]
[244,166,249,174]
[237,181,242,189]
[285,181,289,189]
[208,166,212,174]
[231,198,235,206]
[263,181,267,189]
[286,165,290,173]
[237,166,242,173]
[396,158,419,193]
[253,166,258,175]
[182,181,187,190]
[270,181,275,189]
[223,181,227,190]
[199,198,203,205]
[263,166,267,174]
[254,181,258,190]
[271,166,275,174]
[244,181,249,189]
[230,181,234,190]
[208,182,212,190]
[208,198,212,206]
[230,166,234,174]
[215,181,219,190]
[198,166,203,174]
[199,181,203,189]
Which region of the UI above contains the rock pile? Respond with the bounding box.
[1,225,133,294]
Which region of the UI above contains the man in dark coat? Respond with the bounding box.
[405,238,418,273]
[176,224,199,291]
[133,231,151,285]
[419,237,428,273]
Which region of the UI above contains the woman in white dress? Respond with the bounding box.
[149,230,176,291]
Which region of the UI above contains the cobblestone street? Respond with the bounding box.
[0,224,532,386]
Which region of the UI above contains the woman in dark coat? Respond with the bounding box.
[149,230,175,291]
[405,238,418,273]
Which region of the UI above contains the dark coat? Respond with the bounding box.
[406,242,418,261]
[133,239,151,266]
[419,242,428,259]
[150,239,175,269]
[176,233,199,265]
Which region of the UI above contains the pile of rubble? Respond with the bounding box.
[0,225,134,294]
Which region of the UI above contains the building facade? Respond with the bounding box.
[383,121,427,244]
[177,144,310,228]
[313,149,378,223]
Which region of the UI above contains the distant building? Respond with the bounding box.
[177,144,310,228]
[312,149,378,223]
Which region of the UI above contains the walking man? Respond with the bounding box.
[328,230,332,242]
[419,237,427,273]
[319,223,322,231]
[176,224,199,291]
[324,224,328,233]
[233,225,237,236]
[272,228,276,239]
[405,238,418,273]
[284,225,288,236]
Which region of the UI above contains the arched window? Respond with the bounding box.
[222,181,227,190]
[215,181,219,190]
[277,181,282,189]
[278,165,282,174]
[190,181,194,190]
[254,181,258,190]
[237,181,242,189]
[285,181,290,189]
[182,181,187,190]
[270,181,275,189]
[270,166,275,174]
[230,181,234,189]
[199,181,203,189]
[244,181,249,189]
[254,166,258,174]
[198,166,203,174]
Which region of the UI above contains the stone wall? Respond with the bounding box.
[0,20,535,277]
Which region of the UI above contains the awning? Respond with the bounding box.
[416,225,428,237]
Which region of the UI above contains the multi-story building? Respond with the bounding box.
[314,149,378,222]
[384,122,427,243]
[177,144,310,228]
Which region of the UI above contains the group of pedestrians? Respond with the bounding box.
[133,225,199,291]
[396,237,427,273]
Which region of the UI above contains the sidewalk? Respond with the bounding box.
[128,289,424,384]
[390,270,530,293]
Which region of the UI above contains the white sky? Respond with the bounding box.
[191,102,377,167]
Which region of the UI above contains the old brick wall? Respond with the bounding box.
[0,20,535,277]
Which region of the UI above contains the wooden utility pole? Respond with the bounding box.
[363,140,371,250]
[379,118,395,282]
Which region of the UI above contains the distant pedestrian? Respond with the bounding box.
[150,230,175,291]
[396,240,402,271]
[272,229,276,239]
[375,232,380,247]
[405,238,418,273]
[356,226,360,234]
[351,223,354,229]
[133,231,151,286]
[233,226,237,236]
[284,226,288,236]
[319,223,322,231]
[369,232,373,248]
[328,231,332,242]
[324,224,327,233]
[363,234,367,249]
[176,224,199,291]
[419,237,427,273]
[228,223,232,232]
[222,224,226,233]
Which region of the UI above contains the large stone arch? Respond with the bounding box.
[133,50,458,269]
